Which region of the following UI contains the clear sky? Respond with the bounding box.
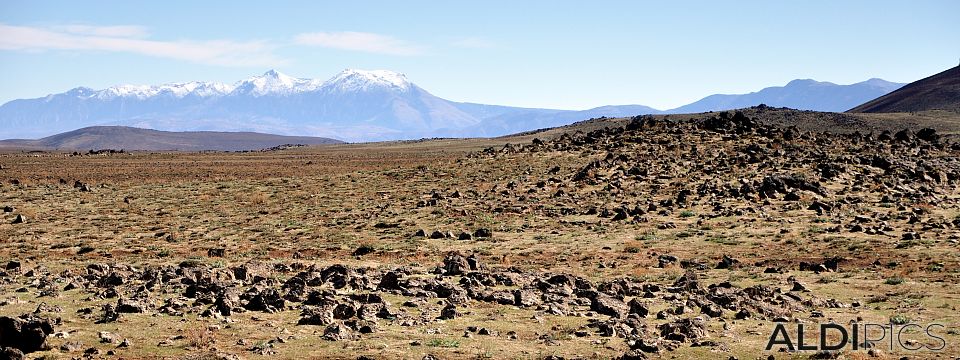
[1,0,958,110]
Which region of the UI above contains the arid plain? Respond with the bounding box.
[2,108,959,359]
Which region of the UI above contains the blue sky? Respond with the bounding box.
[1,0,958,110]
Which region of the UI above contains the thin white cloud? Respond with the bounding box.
[451,37,495,49]
[55,24,150,38]
[294,31,424,56]
[0,23,285,67]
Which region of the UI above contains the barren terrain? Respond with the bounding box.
[2,108,959,359]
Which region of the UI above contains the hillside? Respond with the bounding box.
[848,65,960,113]
[0,126,343,151]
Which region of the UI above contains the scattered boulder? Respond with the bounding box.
[0,314,55,354]
[473,228,493,238]
[352,245,376,256]
[322,322,355,341]
[442,253,471,276]
[116,298,146,313]
[658,317,707,343]
[591,294,629,319]
[438,303,459,320]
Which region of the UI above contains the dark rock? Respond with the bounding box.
[700,304,723,318]
[333,303,357,320]
[442,253,470,276]
[591,294,628,319]
[514,289,542,307]
[630,337,660,353]
[116,298,145,313]
[627,299,649,318]
[466,254,484,271]
[96,304,120,323]
[612,210,629,221]
[0,347,24,360]
[59,341,84,352]
[322,322,355,341]
[378,271,404,291]
[473,228,493,238]
[438,303,458,320]
[11,214,26,224]
[657,254,678,268]
[715,255,738,269]
[352,245,376,256]
[916,128,939,142]
[5,261,20,272]
[298,307,334,326]
[658,317,707,343]
[0,314,55,353]
[734,309,751,320]
[243,288,285,312]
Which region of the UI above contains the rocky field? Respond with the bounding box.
[1,108,959,359]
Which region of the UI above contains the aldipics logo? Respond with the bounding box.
[765,322,947,352]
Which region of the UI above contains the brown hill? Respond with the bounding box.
[0,126,343,151]
[848,65,960,113]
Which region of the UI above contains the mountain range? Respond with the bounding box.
[0,69,904,142]
[0,126,342,151]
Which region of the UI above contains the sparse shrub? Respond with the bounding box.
[184,326,215,350]
[889,314,910,325]
[884,277,906,285]
[706,236,740,245]
[179,259,204,268]
[426,338,460,348]
[623,241,643,253]
[679,210,696,218]
[636,232,658,241]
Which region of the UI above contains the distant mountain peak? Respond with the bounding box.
[668,77,905,113]
[262,69,284,77]
[323,69,412,93]
[64,87,95,97]
[859,78,898,87]
[784,79,835,87]
[232,69,318,96]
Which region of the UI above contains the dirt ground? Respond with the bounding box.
[1,109,959,359]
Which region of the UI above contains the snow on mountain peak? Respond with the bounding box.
[322,69,412,92]
[231,69,320,96]
[60,69,415,100]
[90,81,235,100]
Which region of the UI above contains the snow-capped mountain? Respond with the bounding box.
[230,70,320,96]
[0,69,488,141]
[0,70,905,142]
[322,69,412,93]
